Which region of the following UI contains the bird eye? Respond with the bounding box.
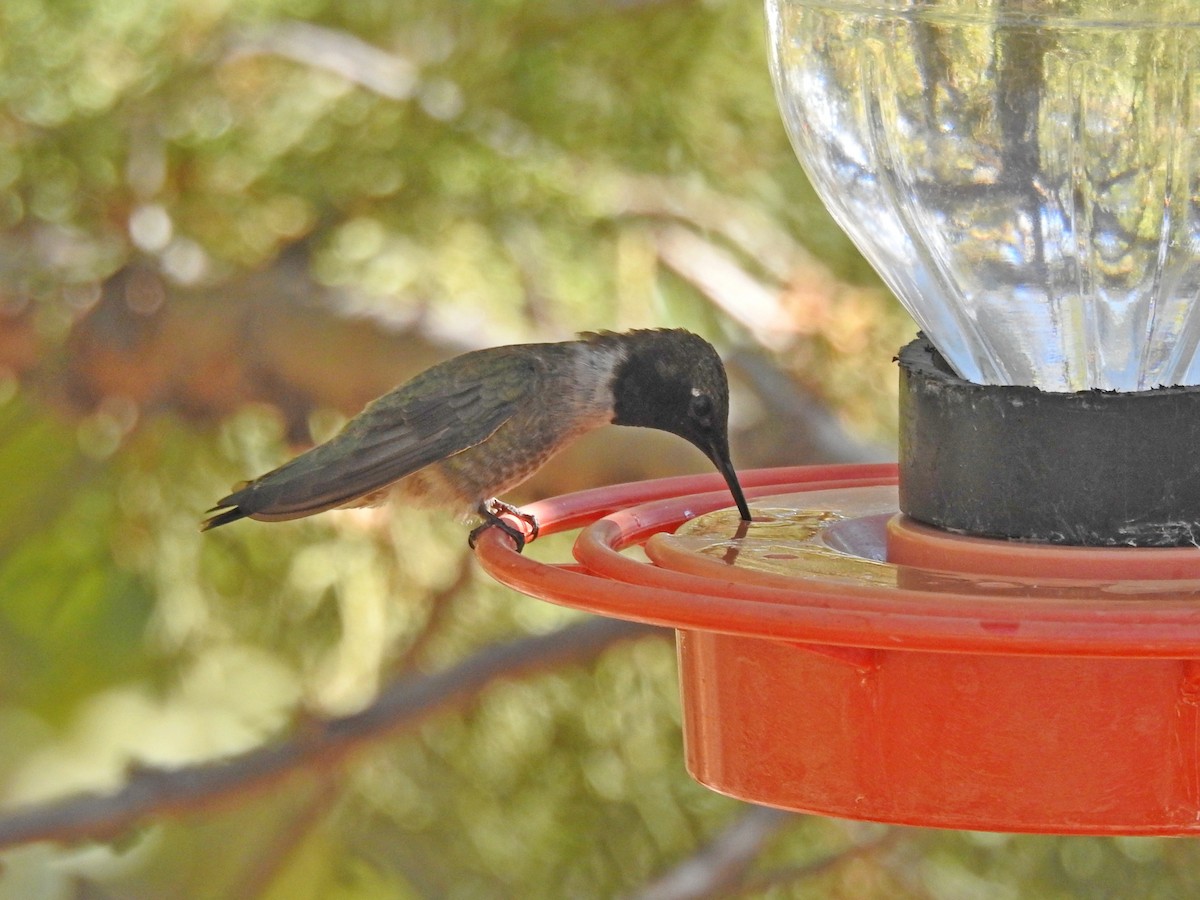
[689,393,714,423]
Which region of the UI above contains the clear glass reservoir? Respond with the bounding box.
[767,0,1200,391]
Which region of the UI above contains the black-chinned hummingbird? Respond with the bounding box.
[202,328,752,550]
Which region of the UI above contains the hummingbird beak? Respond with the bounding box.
[704,438,752,522]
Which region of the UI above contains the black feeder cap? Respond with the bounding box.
[898,336,1200,547]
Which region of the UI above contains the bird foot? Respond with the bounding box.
[468,499,540,552]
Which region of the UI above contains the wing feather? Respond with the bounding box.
[203,347,540,526]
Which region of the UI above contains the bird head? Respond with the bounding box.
[602,330,752,521]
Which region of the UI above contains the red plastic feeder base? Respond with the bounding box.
[474,464,1200,834]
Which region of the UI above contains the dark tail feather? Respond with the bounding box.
[201,505,248,531]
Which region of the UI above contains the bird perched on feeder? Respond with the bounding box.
[202,328,751,550]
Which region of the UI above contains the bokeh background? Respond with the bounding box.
[1,0,1198,896]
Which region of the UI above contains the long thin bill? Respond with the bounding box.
[708,444,752,521]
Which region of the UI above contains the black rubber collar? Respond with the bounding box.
[898,336,1200,547]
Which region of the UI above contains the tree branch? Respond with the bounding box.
[654,225,795,349]
[229,21,418,101]
[0,616,665,849]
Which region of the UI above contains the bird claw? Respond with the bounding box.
[468,500,539,552]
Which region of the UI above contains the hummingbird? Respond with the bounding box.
[202,328,752,550]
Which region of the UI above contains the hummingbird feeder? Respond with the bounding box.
[477,0,1200,835]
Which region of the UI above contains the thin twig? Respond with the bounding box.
[392,555,475,674]
[629,806,793,900]
[733,827,901,896]
[228,774,344,899]
[0,617,665,849]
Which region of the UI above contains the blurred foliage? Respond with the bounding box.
[0,0,1196,898]
[0,0,908,440]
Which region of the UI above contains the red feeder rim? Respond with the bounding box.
[477,464,1200,658]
